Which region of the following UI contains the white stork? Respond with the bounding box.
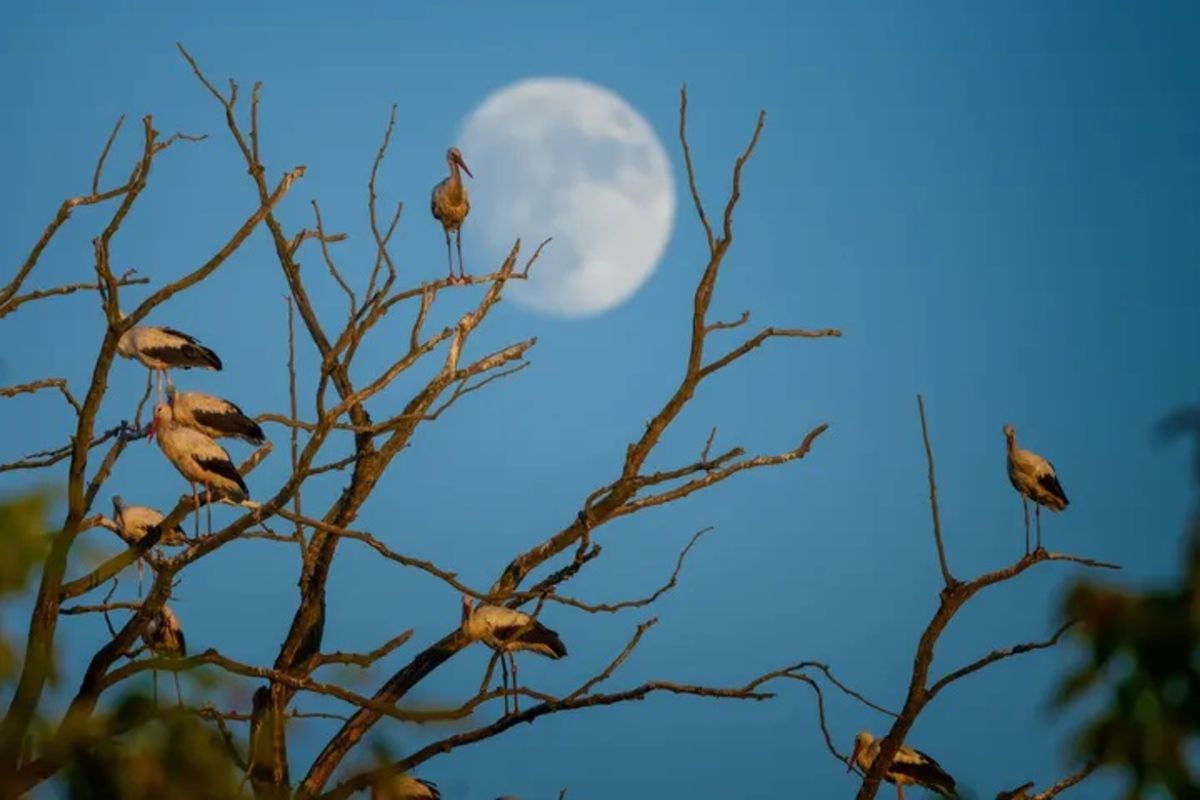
[431,147,473,284]
[1004,424,1069,554]
[143,603,186,706]
[117,323,222,400]
[848,731,958,800]
[111,496,186,595]
[149,402,248,535]
[168,388,266,445]
[460,594,567,714]
[371,774,440,800]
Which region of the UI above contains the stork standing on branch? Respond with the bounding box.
[848,731,958,800]
[1004,424,1069,554]
[142,604,186,707]
[149,403,248,536]
[371,774,441,800]
[111,495,186,595]
[116,322,222,401]
[167,387,266,445]
[461,594,567,714]
[431,146,473,284]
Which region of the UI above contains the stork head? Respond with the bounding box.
[447,147,473,178]
[148,403,172,442]
[1003,423,1016,442]
[111,495,125,525]
[115,328,136,358]
[460,593,474,629]
[847,731,873,772]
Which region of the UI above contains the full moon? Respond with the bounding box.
[459,78,675,317]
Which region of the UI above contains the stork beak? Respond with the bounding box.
[846,741,860,773]
[146,418,157,443]
[455,152,473,178]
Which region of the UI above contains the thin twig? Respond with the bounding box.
[92,115,126,195]
[679,85,715,255]
[917,395,955,588]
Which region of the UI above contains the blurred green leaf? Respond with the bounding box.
[0,489,50,596]
[1057,407,1200,798]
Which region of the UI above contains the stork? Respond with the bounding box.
[460,594,567,714]
[111,496,186,595]
[143,604,186,706]
[168,387,266,445]
[149,403,248,536]
[1004,424,1069,554]
[431,147,473,284]
[116,323,222,400]
[848,731,958,799]
[371,774,441,800]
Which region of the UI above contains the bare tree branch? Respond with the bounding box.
[0,378,82,415]
[929,620,1077,699]
[917,394,956,588]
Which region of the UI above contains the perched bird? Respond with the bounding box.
[431,147,473,284]
[168,387,265,445]
[111,496,187,547]
[461,594,567,714]
[143,604,186,706]
[117,323,222,400]
[149,403,248,535]
[1004,424,1069,554]
[995,782,1035,800]
[371,775,440,800]
[847,731,957,800]
[110,496,187,595]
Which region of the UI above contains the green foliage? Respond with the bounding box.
[0,490,49,595]
[64,699,244,800]
[1057,410,1200,798]
[0,490,51,681]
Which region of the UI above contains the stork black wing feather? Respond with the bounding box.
[141,343,223,371]
[892,751,957,797]
[195,456,248,499]
[524,622,568,658]
[192,408,266,444]
[1038,470,1069,506]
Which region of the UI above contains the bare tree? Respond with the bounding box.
[0,48,846,798]
[0,46,1124,800]
[834,398,1117,800]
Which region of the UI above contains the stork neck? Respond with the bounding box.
[449,161,465,190]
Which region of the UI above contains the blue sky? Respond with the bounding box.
[2,2,1198,798]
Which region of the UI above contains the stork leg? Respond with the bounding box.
[455,229,469,283]
[498,650,510,715]
[510,652,520,713]
[136,558,144,598]
[205,480,213,536]
[443,228,457,284]
[897,786,905,800]
[191,482,200,539]
[1035,504,1043,551]
[173,671,183,707]
[1022,496,1030,555]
